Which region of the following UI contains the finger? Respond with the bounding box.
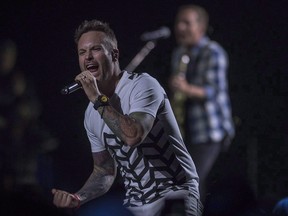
[64,194,75,207]
[54,191,69,207]
[60,193,72,207]
[75,71,88,82]
[51,188,57,194]
[75,75,86,82]
[55,193,67,207]
[80,70,92,77]
[53,191,63,206]
[53,192,61,207]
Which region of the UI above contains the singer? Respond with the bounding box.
[51,19,202,216]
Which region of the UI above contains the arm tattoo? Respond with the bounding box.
[100,106,143,145]
[75,151,116,205]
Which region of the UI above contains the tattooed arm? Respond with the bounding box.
[75,71,156,147]
[75,150,116,205]
[52,150,116,208]
[99,106,155,147]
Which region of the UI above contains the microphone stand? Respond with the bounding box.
[125,40,156,72]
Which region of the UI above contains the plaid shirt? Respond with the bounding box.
[171,36,235,144]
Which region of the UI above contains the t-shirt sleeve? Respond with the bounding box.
[84,104,106,153]
[129,74,164,117]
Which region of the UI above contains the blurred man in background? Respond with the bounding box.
[169,4,235,203]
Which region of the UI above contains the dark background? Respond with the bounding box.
[1,0,288,214]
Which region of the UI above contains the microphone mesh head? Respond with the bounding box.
[61,87,69,95]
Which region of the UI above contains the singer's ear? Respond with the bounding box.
[112,49,119,62]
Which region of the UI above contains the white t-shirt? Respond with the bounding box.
[84,71,199,207]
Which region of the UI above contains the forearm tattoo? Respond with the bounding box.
[100,106,142,145]
[75,153,116,204]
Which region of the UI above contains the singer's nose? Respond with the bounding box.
[85,51,93,60]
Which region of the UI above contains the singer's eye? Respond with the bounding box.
[78,50,86,56]
[92,46,102,51]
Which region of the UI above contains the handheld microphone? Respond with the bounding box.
[61,82,82,95]
[140,26,171,41]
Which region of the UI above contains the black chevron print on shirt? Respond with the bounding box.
[103,119,187,206]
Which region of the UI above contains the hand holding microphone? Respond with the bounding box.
[61,72,89,95]
[61,71,100,103]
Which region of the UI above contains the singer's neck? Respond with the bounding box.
[98,70,123,97]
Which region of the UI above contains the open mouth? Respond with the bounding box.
[86,64,99,72]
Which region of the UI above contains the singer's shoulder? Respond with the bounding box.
[124,70,153,81]
[124,71,161,88]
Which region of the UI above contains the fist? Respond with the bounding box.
[51,189,80,208]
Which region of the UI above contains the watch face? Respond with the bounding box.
[94,95,109,111]
[100,95,108,103]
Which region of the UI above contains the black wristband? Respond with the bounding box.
[98,106,105,119]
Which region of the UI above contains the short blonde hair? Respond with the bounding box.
[74,19,118,50]
[177,4,209,33]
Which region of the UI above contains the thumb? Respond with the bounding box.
[51,188,57,194]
